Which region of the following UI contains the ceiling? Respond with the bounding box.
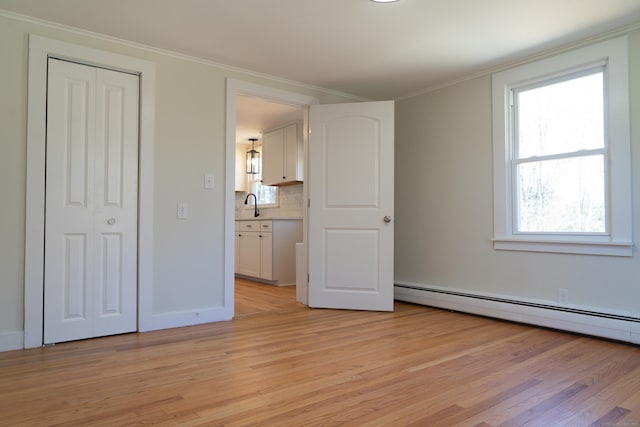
[2,0,639,143]
[236,95,303,145]
[2,0,640,101]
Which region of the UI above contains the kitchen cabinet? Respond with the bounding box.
[236,221,261,277]
[260,231,273,280]
[262,122,303,186]
[235,218,302,285]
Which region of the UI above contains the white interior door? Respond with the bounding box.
[44,58,139,344]
[308,101,394,311]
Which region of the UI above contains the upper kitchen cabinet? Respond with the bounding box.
[262,122,303,186]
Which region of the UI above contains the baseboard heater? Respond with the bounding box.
[394,283,640,344]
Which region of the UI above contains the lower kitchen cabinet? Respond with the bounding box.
[235,218,302,285]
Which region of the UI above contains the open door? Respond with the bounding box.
[308,101,394,311]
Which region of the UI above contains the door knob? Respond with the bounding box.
[106,218,116,225]
[383,216,392,223]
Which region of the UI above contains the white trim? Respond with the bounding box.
[493,238,633,256]
[394,281,640,344]
[2,8,639,104]
[0,332,24,352]
[0,10,367,103]
[25,35,156,347]
[225,79,319,312]
[491,36,632,257]
[142,307,231,331]
[396,22,640,101]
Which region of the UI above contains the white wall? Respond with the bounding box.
[0,12,354,350]
[395,29,640,318]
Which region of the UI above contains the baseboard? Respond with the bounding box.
[139,307,233,332]
[394,281,639,344]
[0,309,233,351]
[0,331,24,352]
[235,274,293,286]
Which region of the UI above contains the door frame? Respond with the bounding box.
[225,79,318,309]
[24,35,156,348]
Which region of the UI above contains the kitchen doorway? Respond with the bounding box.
[233,95,306,313]
[226,79,319,316]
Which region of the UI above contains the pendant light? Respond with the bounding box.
[246,138,261,174]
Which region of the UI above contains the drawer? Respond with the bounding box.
[237,220,260,232]
[259,220,272,232]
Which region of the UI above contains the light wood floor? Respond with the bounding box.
[1,280,640,426]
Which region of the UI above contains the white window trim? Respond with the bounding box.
[492,36,632,257]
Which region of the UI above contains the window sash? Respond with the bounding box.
[511,153,608,235]
[511,66,607,160]
[509,67,610,236]
[491,36,631,256]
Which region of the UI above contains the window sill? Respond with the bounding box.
[493,238,634,257]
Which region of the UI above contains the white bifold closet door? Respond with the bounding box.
[44,58,139,344]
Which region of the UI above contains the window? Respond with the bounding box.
[514,70,606,233]
[246,145,278,208]
[492,36,632,256]
[249,178,278,207]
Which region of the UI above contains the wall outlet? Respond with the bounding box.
[177,203,188,219]
[558,288,569,305]
[204,173,215,189]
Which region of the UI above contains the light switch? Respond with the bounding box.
[177,203,188,219]
[204,173,215,189]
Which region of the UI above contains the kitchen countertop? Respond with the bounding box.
[235,216,302,221]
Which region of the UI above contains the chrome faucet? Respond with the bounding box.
[244,193,260,217]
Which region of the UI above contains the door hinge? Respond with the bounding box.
[308,199,311,208]
[307,273,310,283]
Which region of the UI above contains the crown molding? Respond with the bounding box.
[396,21,640,101]
[0,9,369,102]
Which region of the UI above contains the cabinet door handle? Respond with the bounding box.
[383,216,392,223]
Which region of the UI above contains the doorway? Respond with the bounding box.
[233,94,305,313]
[225,80,319,317]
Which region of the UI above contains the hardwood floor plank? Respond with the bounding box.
[1,280,639,426]
[589,406,632,427]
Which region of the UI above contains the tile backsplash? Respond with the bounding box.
[236,184,303,219]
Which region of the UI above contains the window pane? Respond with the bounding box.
[516,155,605,233]
[256,182,277,205]
[516,72,604,158]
